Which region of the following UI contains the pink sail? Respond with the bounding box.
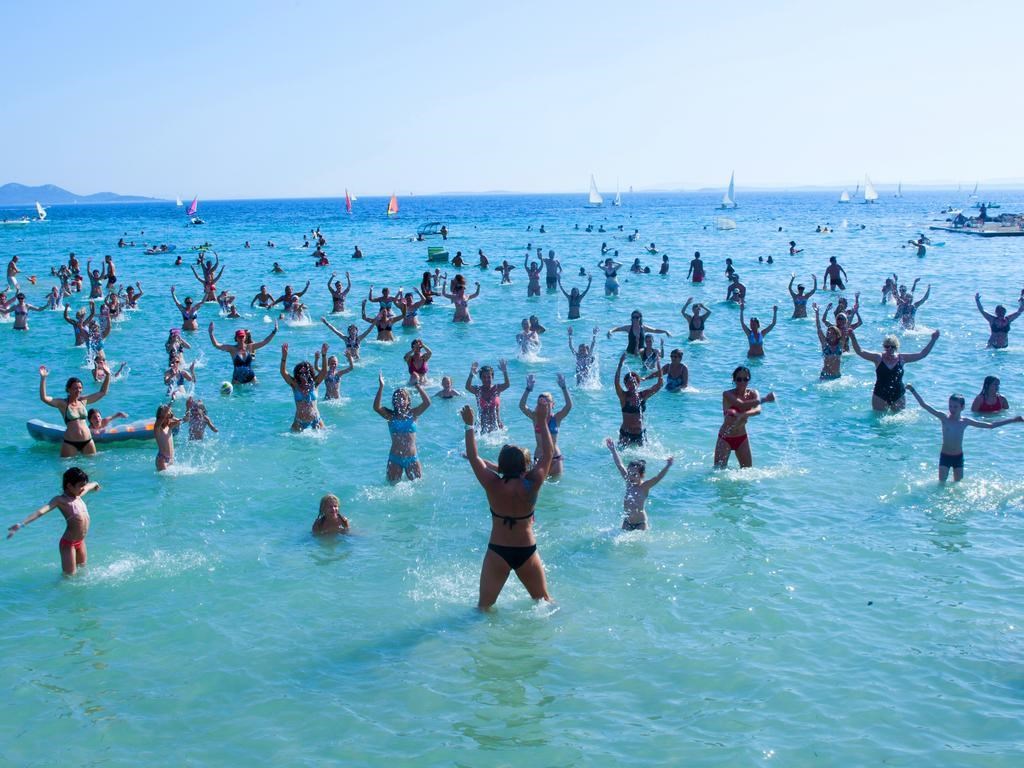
[387,193,399,216]
[345,189,352,214]
[186,196,198,216]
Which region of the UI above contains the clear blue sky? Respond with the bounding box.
[4,0,1021,198]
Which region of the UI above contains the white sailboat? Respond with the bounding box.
[588,174,603,206]
[838,190,850,203]
[969,182,978,199]
[175,195,183,207]
[720,171,737,209]
[863,175,878,203]
[35,202,47,221]
[613,179,621,207]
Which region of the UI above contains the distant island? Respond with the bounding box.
[0,183,162,206]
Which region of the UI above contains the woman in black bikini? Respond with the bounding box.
[849,331,939,412]
[975,293,1024,349]
[39,365,110,457]
[681,298,711,341]
[615,353,663,447]
[461,402,554,610]
[607,310,671,355]
[170,286,207,332]
[361,300,404,342]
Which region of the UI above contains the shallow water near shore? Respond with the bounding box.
[2,191,1023,765]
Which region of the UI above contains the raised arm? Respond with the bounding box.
[208,322,230,352]
[526,402,554,483]
[905,384,944,420]
[83,367,111,404]
[580,276,592,298]
[361,300,374,324]
[170,287,185,312]
[314,343,330,385]
[605,438,628,479]
[496,359,511,393]
[465,363,480,394]
[848,332,879,362]
[321,317,345,340]
[641,457,674,491]
[519,374,535,419]
[468,283,481,300]
[813,304,826,345]
[763,306,779,334]
[788,275,796,297]
[901,330,940,363]
[557,277,570,299]
[279,344,295,387]
[372,371,388,418]
[681,297,693,321]
[252,322,279,350]
[461,405,494,487]
[412,382,432,417]
[807,275,818,297]
[614,354,626,398]
[554,373,572,420]
[913,285,931,308]
[295,279,311,297]
[738,302,750,334]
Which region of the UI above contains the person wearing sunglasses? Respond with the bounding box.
[849,330,939,412]
[714,366,774,468]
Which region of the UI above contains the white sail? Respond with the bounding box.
[896,181,902,198]
[613,179,621,206]
[588,174,603,205]
[970,182,978,199]
[863,175,878,202]
[35,202,46,220]
[175,195,183,206]
[350,192,358,201]
[721,171,736,208]
[839,190,850,203]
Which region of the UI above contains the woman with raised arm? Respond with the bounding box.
[975,293,1024,349]
[681,298,711,341]
[321,316,373,361]
[895,284,931,330]
[63,303,95,346]
[209,320,278,385]
[850,330,940,412]
[10,293,44,331]
[614,352,663,447]
[404,339,432,385]
[280,342,329,431]
[524,254,543,297]
[598,256,623,296]
[170,286,206,331]
[607,309,671,356]
[399,289,428,329]
[327,272,352,313]
[272,280,311,313]
[315,351,354,400]
[739,302,778,358]
[462,401,554,610]
[788,274,817,318]
[465,359,511,433]
[714,366,775,469]
[814,303,844,379]
[39,364,110,457]
[519,373,572,477]
[374,372,431,482]
[442,276,481,323]
[191,261,224,301]
[361,300,404,342]
[558,274,592,320]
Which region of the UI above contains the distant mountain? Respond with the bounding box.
[0,183,161,206]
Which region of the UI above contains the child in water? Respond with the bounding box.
[906,384,1022,482]
[185,397,219,440]
[312,494,350,535]
[7,466,100,575]
[435,376,462,399]
[155,403,182,471]
[87,408,128,433]
[605,439,673,530]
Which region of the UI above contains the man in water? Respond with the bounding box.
[542,250,561,289]
[823,256,848,290]
[7,255,20,291]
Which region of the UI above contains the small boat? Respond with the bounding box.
[719,171,737,209]
[588,175,603,206]
[426,246,449,262]
[387,193,399,217]
[416,222,448,237]
[969,182,978,199]
[35,202,47,221]
[838,190,850,203]
[176,195,183,207]
[1,218,31,226]
[973,201,1001,210]
[144,244,177,255]
[27,418,156,444]
[863,175,878,203]
[189,217,205,226]
[613,179,622,207]
[345,189,352,214]
[715,217,737,230]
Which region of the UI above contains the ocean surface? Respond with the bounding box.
[2,190,1023,766]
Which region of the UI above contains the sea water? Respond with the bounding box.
[1,192,1023,766]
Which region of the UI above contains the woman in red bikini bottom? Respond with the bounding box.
[714,366,775,469]
[461,402,554,610]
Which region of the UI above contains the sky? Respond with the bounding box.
[3,0,1022,199]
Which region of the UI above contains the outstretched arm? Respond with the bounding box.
[605,438,628,479]
[642,457,674,491]
[519,374,535,419]
[848,332,879,362]
[252,322,279,350]
[279,344,296,387]
[763,306,779,334]
[208,322,229,351]
[905,384,944,420]
[902,330,940,363]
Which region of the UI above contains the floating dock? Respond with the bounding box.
[929,223,1024,237]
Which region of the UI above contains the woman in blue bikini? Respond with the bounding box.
[374,372,431,482]
[788,274,817,318]
[280,342,329,431]
[518,373,572,477]
[461,402,554,610]
[739,302,778,358]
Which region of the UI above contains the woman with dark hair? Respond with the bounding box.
[557,275,592,320]
[607,310,671,355]
[788,274,817,318]
[208,321,278,385]
[466,360,511,433]
[361,300,404,342]
[681,298,711,341]
[404,339,432,385]
[374,373,431,482]
[327,272,352,313]
[971,376,1009,413]
[714,366,774,469]
[814,304,844,379]
[321,317,373,361]
[461,402,554,610]
[519,373,572,477]
[280,342,329,431]
[170,286,207,331]
[442,275,481,323]
[63,302,95,346]
[10,293,44,330]
[614,353,663,447]
[39,364,110,457]
[976,293,1024,349]
[739,302,778,358]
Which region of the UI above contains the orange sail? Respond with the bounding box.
[345,189,352,214]
[387,193,399,216]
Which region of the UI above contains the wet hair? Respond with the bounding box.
[797,284,805,292]
[479,365,494,377]
[317,494,340,522]
[995,305,1006,316]
[732,365,751,381]
[292,361,315,391]
[87,408,99,425]
[627,459,647,476]
[497,444,530,478]
[982,375,1000,395]
[65,377,83,393]
[155,403,173,422]
[949,394,966,408]
[391,388,411,415]
[62,467,89,492]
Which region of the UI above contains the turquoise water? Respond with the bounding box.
[2,192,1023,766]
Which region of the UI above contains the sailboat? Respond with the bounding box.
[345,189,352,214]
[613,179,621,207]
[838,190,850,203]
[186,196,204,224]
[720,171,737,209]
[350,192,358,201]
[895,181,903,198]
[863,176,878,203]
[35,202,47,221]
[588,175,603,206]
[854,182,860,198]
[969,182,978,199]
[387,193,399,217]
[175,195,183,207]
